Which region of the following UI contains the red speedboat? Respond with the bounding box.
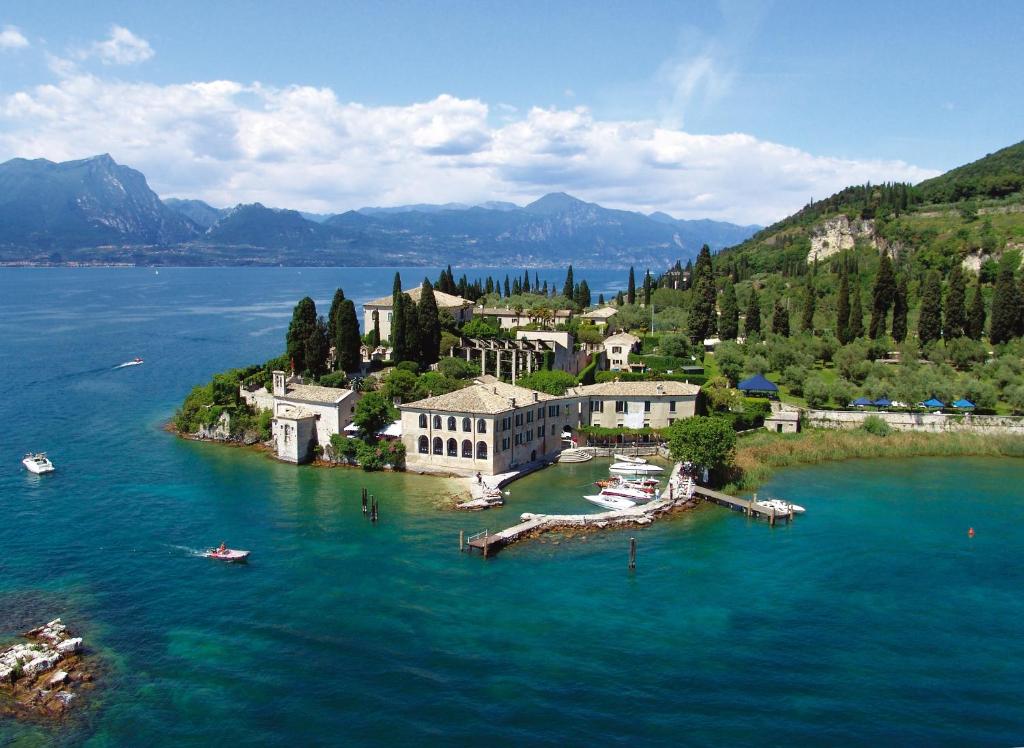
[204,546,250,562]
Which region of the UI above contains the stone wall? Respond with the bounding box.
[805,409,1024,435]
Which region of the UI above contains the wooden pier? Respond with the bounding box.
[691,486,795,525]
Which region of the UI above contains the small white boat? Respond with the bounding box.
[756,499,806,514]
[614,454,647,464]
[583,494,636,511]
[117,357,144,368]
[22,452,55,474]
[610,462,664,475]
[204,546,250,562]
[600,484,658,502]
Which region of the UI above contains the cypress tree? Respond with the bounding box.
[327,288,346,343]
[745,287,761,337]
[598,293,605,305]
[989,253,1019,344]
[334,299,361,374]
[305,316,329,379]
[627,267,636,305]
[286,296,318,374]
[643,270,652,306]
[718,280,739,340]
[849,278,864,339]
[392,272,402,296]
[391,293,407,360]
[512,278,522,296]
[615,290,624,306]
[370,310,380,346]
[402,294,421,364]
[771,299,790,337]
[522,271,530,294]
[943,263,967,339]
[966,275,985,340]
[562,266,574,300]
[801,280,816,332]
[891,275,908,343]
[688,246,717,342]
[836,269,851,344]
[574,279,591,308]
[534,272,540,292]
[417,279,441,367]
[869,253,896,339]
[504,275,510,298]
[917,269,943,346]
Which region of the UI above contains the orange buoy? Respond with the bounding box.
[968,527,975,538]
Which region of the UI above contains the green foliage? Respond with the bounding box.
[413,372,463,400]
[514,369,577,395]
[353,391,394,440]
[436,356,478,379]
[891,275,909,343]
[869,252,896,339]
[848,278,864,339]
[667,416,737,472]
[627,266,636,305]
[286,296,325,376]
[688,246,717,341]
[990,252,1020,344]
[745,287,761,336]
[439,331,460,357]
[333,297,361,374]
[718,280,739,340]
[381,368,418,402]
[329,433,359,463]
[917,269,944,345]
[836,269,851,344]
[916,140,1024,203]
[319,371,349,388]
[702,376,740,412]
[803,375,831,408]
[659,333,694,359]
[967,276,986,340]
[461,316,503,339]
[944,264,967,339]
[771,299,790,337]
[714,341,745,386]
[578,358,598,385]
[861,415,892,437]
[417,280,442,367]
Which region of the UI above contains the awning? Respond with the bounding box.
[851,397,874,407]
[921,398,945,409]
[873,397,892,407]
[952,399,975,409]
[737,373,779,392]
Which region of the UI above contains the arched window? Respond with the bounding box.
[433,415,441,429]
[418,435,429,454]
[447,416,456,431]
[418,414,427,429]
[432,437,443,455]
[476,441,488,460]
[462,417,471,432]
[462,439,473,458]
[447,438,458,457]
[477,419,487,433]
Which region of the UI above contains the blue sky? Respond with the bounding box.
[1,1,1021,224]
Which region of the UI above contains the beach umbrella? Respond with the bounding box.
[952,398,975,409]
[873,397,892,407]
[921,398,945,409]
[851,396,873,407]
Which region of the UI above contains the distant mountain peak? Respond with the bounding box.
[524,192,589,214]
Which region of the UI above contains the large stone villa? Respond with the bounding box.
[363,287,475,343]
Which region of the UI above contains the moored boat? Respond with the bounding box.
[614,454,647,464]
[610,462,664,475]
[756,499,806,514]
[600,483,659,502]
[22,452,55,474]
[582,494,636,511]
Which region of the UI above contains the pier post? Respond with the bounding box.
[483,530,489,558]
[628,537,637,570]
[362,488,368,515]
[459,529,464,552]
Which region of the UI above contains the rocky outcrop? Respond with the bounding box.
[0,618,95,720]
[807,215,877,263]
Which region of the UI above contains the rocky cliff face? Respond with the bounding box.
[806,215,877,263]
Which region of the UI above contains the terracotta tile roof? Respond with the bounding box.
[570,380,700,397]
[278,383,354,404]
[603,332,640,346]
[400,375,558,414]
[364,287,472,309]
[581,306,619,319]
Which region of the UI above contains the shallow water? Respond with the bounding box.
[1,268,1023,746]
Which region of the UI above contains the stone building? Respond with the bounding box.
[476,306,573,330]
[580,306,618,327]
[399,376,582,476]
[363,287,474,344]
[571,380,700,429]
[270,371,361,463]
[602,332,640,371]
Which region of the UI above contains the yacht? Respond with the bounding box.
[756,498,806,514]
[22,453,55,474]
[582,494,636,511]
[610,462,664,475]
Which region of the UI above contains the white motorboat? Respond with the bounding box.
[22,452,55,474]
[610,462,664,475]
[756,498,806,514]
[614,454,647,464]
[600,483,659,502]
[582,494,636,511]
[117,357,144,368]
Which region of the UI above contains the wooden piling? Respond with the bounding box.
[483,530,489,558]
[459,529,464,552]
[628,537,637,569]
[361,488,368,514]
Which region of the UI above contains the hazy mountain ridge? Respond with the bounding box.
[0,154,760,267]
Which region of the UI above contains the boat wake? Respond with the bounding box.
[114,359,144,369]
[168,544,207,558]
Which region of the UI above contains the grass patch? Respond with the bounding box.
[725,428,1024,492]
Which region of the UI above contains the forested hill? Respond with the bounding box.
[718,140,1024,276]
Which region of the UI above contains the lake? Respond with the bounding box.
[1,268,1022,746]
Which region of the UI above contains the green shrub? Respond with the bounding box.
[861,415,892,437]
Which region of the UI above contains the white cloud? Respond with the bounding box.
[0,25,29,50]
[0,72,938,225]
[88,25,153,65]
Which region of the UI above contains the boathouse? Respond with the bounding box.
[270,371,361,463]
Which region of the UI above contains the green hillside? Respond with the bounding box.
[917,140,1024,203]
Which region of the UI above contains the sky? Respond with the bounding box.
[1,0,1021,225]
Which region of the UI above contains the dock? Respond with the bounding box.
[692,486,795,524]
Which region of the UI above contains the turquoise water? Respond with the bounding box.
[2,268,1023,746]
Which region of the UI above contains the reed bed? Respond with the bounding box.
[727,429,1024,492]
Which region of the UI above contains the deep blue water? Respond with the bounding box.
[1,268,1023,746]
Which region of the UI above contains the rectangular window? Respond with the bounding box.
[502,417,511,431]
[644,401,651,412]
[643,421,650,429]
[612,346,622,354]
[537,408,544,420]
[548,405,559,417]
[526,411,534,423]
[615,401,625,413]
[669,401,676,412]
[502,437,510,450]
[527,429,533,442]
[515,413,523,426]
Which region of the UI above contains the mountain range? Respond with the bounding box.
[0,154,760,267]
